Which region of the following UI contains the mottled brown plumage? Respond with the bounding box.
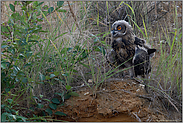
[106,20,156,79]
[109,20,150,77]
[110,20,135,77]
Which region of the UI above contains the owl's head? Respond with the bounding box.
[111,20,133,39]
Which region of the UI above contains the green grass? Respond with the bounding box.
[133,1,182,112]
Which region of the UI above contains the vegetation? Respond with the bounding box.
[1,1,182,121]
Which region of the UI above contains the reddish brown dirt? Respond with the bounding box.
[51,79,166,122]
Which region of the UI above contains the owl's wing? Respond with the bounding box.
[106,49,117,64]
[134,37,146,47]
[134,37,153,50]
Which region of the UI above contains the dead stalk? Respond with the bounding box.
[67,1,81,34]
[132,112,142,122]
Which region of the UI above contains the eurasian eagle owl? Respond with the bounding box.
[107,20,152,78]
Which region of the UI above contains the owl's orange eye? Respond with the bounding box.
[117,26,121,30]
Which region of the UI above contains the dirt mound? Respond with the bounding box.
[52,78,166,122]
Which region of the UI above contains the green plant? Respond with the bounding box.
[44,85,79,117]
[1,1,46,121]
[1,1,105,121]
[156,26,182,97]
[1,1,74,121]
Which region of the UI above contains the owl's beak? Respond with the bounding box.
[111,30,116,35]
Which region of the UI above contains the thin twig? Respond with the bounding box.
[164,95,180,113]
[67,1,81,34]
[136,94,153,102]
[132,112,141,122]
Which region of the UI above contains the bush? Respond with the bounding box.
[1,1,86,121]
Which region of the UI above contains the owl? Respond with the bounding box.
[107,20,151,78]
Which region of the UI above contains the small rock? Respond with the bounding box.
[136,89,140,92]
[139,84,145,89]
[84,92,90,95]
[88,79,93,83]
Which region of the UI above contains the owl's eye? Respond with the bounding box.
[117,26,121,30]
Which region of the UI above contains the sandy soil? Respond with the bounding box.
[50,78,167,122]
